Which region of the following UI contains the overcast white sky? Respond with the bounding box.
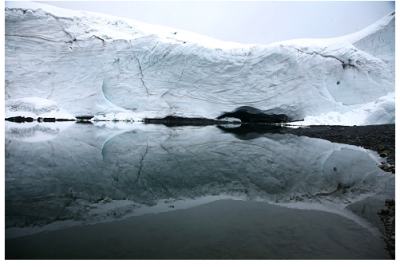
[23,1,397,45]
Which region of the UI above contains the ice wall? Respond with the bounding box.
[4,2,395,124]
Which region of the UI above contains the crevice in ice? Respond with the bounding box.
[114,157,121,182]
[290,47,358,70]
[50,14,78,43]
[132,51,150,97]
[175,67,185,87]
[148,187,158,201]
[47,85,55,100]
[238,51,251,73]
[175,158,185,180]
[148,41,160,63]
[91,35,106,43]
[135,143,149,184]
[127,40,180,75]
[161,46,174,60]
[60,91,101,104]
[142,45,183,73]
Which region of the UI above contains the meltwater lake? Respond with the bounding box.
[5,121,395,259]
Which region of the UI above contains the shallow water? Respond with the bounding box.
[6,199,391,259]
[4,121,395,259]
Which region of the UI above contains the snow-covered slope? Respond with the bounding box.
[5,2,395,125]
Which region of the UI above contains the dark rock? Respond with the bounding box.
[5,116,35,123]
[43,118,56,122]
[217,106,290,123]
[383,165,390,170]
[390,250,395,258]
[386,199,395,206]
[56,118,75,121]
[76,116,94,121]
[379,198,395,259]
[381,206,389,214]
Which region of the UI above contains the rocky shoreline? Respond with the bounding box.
[378,199,395,259]
[281,124,395,171]
[280,124,395,259]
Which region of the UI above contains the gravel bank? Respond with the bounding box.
[378,199,395,259]
[281,124,395,170]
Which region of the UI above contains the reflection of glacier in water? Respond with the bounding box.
[5,122,394,258]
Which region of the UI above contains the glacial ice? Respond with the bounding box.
[5,97,76,120]
[4,2,395,125]
[294,92,395,126]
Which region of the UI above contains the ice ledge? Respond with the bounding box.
[5,94,395,126]
[5,97,76,120]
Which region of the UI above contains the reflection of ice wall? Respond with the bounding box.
[4,2,395,125]
[4,121,75,142]
[5,123,394,231]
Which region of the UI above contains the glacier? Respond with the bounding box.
[4,2,395,125]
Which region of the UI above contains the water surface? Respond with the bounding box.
[5,121,394,259]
